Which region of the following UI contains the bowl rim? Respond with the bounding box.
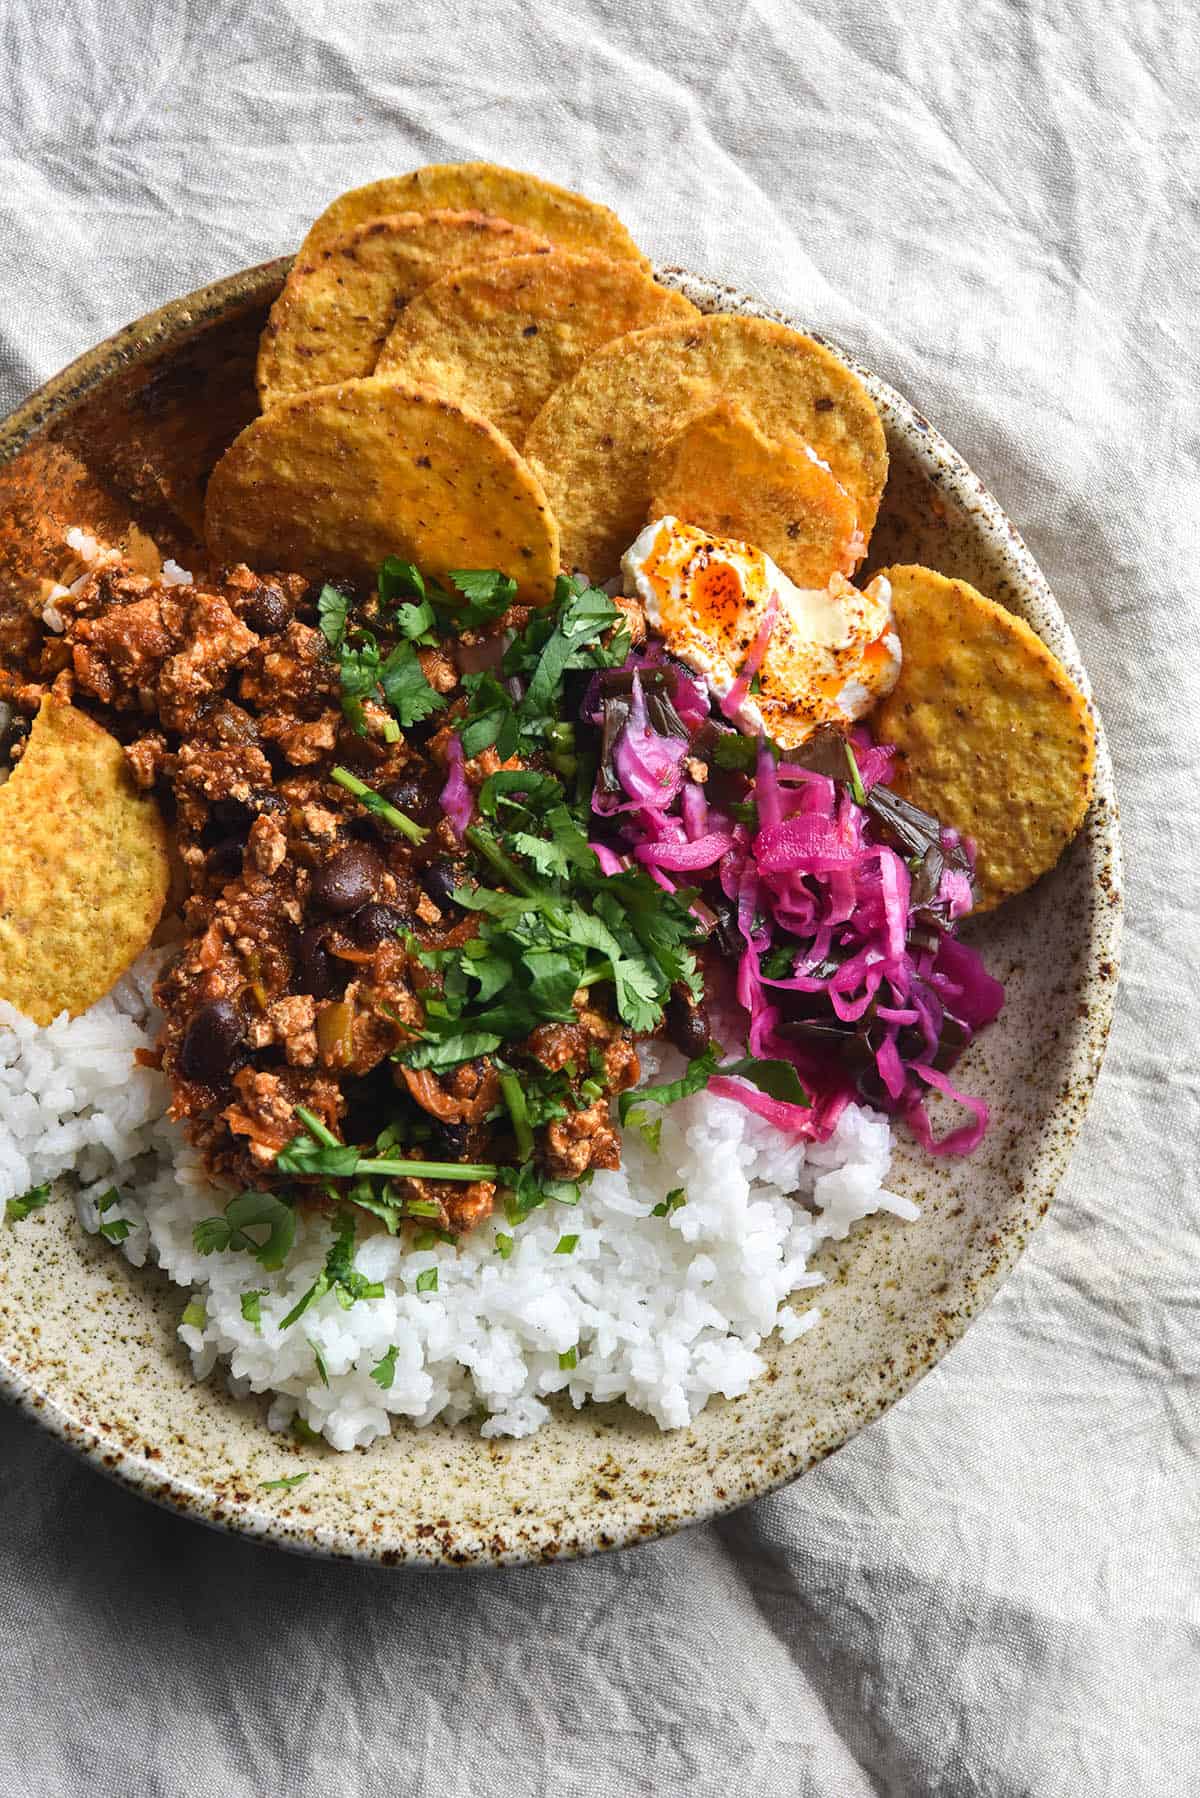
[0,260,1123,1566]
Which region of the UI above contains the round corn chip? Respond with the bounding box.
[647,399,863,588]
[0,698,170,1025]
[873,565,1096,911]
[299,163,648,268]
[524,314,887,581]
[376,251,698,448]
[205,374,561,604]
[257,210,551,410]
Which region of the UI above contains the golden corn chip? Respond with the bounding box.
[376,251,698,448]
[205,374,560,604]
[0,698,170,1025]
[257,210,551,410]
[524,314,887,581]
[299,163,649,268]
[873,565,1096,910]
[647,399,863,588]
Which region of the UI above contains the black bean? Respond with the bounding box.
[377,776,441,829]
[310,843,384,915]
[351,902,407,948]
[298,923,335,999]
[205,836,245,878]
[178,999,245,1084]
[210,797,251,832]
[665,990,711,1060]
[427,1119,470,1158]
[243,586,287,635]
[420,860,467,909]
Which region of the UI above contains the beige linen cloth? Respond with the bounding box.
[1,1,1197,1793]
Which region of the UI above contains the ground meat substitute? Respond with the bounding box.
[5,554,641,1234]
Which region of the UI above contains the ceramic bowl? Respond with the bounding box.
[0,262,1122,1565]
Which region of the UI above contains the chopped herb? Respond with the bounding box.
[181,1298,207,1330]
[415,1267,439,1294]
[651,1188,687,1218]
[498,1069,534,1161]
[370,1344,399,1389]
[96,1187,120,1214]
[308,1339,330,1387]
[619,1047,810,1127]
[554,1234,580,1255]
[558,1348,578,1370]
[241,1289,267,1330]
[412,1228,438,1251]
[317,583,350,650]
[291,1416,323,1446]
[844,740,867,806]
[280,1210,384,1328]
[329,766,428,845]
[260,1472,311,1492]
[192,1191,297,1270]
[5,1182,52,1224]
[634,1115,663,1153]
[99,1217,132,1243]
[494,1232,514,1260]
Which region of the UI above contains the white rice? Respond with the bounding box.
[0,950,916,1447]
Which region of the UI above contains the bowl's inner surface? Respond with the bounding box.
[0,269,1119,1565]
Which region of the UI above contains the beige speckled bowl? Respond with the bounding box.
[0,263,1121,1565]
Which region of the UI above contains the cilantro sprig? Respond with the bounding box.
[5,1182,52,1224]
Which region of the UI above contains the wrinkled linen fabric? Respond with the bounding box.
[2,1,1198,1792]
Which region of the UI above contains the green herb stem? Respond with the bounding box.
[356,1158,502,1182]
[331,766,429,845]
[464,825,540,897]
[498,1071,534,1162]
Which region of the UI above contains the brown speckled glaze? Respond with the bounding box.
[0,264,1122,1567]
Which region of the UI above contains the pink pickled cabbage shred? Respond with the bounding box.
[591,650,1005,1156]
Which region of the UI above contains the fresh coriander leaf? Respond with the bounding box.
[377,556,426,604]
[241,1289,267,1330]
[5,1182,51,1224]
[717,1055,810,1107]
[317,583,350,650]
[619,1047,719,1126]
[96,1187,120,1214]
[401,1030,504,1072]
[275,1131,359,1179]
[377,638,446,727]
[633,1116,662,1153]
[443,568,517,626]
[260,1472,311,1492]
[309,1339,330,1387]
[651,1187,686,1218]
[495,1232,514,1259]
[395,598,436,641]
[291,1416,323,1446]
[518,583,620,724]
[370,1344,399,1389]
[280,1277,327,1330]
[193,1215,233,1256]
[181,1298,207,1330]
[554,1234,580,1255]
[99,1217,132,1243]
[558,1347,578,1370]
[224,1191,298,1270]
[477,768,562,818]
[415,1267,439,1294]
